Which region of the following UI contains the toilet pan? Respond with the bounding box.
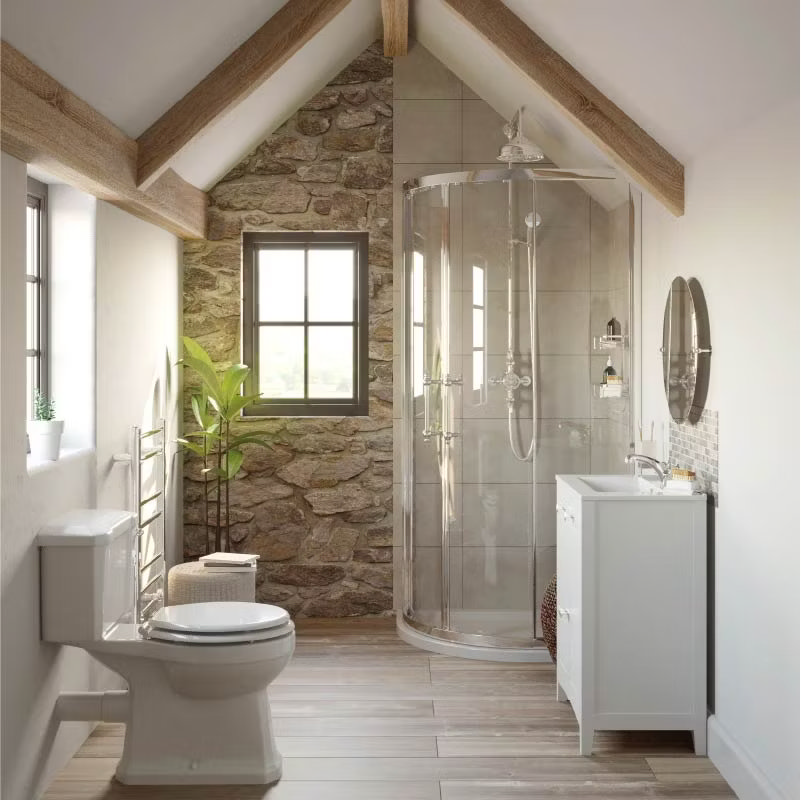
[86,605,295,784]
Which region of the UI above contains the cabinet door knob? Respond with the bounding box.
[557,607,570,619]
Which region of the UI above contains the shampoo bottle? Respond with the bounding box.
[602,357,617,384]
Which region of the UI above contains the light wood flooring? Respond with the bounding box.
[43,619,737,799]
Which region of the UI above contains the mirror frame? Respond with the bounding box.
[661,277,712,424]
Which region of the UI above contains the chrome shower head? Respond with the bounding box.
[498,106,545,163]
[525,212,542,228]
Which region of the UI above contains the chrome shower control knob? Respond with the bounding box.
[489,369,531,392]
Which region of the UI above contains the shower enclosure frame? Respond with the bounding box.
[399,166,639,659]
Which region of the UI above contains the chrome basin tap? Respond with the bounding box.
[624,453,668,488]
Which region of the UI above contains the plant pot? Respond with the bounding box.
[28,419,64,461]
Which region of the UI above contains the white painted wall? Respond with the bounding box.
[640,96,799,799]
[49,185,97,450]
[95,201,183,567]
[0,155,184,799]
[1,152,100,800]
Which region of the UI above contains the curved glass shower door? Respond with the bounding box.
[402,168,635,653]
[404,173,538,647]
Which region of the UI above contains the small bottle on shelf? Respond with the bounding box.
[606,317,621,338]
[602,357,617,385]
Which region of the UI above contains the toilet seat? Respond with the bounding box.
[146,601,292,644]
[147,623,293,644]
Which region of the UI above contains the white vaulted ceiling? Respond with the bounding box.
[1,0,797,190]
[0,0,290,137]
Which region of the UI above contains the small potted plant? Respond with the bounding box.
[29,390,63,461]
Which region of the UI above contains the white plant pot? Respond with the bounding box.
[28,420,64,461]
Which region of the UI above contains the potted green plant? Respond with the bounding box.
[29,390,63,461]
[178,337,273,553]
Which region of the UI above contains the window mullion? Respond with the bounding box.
[303,245,309,401]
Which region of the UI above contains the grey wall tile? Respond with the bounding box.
[462,483,533,547]
[537,291,590,355]
[394,100,461,163]
[462,100,507,163]
[536,226,591,291]
[534,418,591,482]
[538,356,590,418]
[394,42,462,99]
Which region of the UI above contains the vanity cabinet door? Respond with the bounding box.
[556,490,581,706]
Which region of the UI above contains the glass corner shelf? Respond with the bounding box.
[593,382,629,399]
[593,334,628,351]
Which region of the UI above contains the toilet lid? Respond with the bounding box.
[150,602,290,634]
[147,620,293,644]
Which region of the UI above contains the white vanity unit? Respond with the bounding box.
[555,474,707,755]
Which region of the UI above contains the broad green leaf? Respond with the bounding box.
[226,392,262,419]
[220,365,250,408]
[228,433,275,449]
[182,354,223,404]
[224,449,244,480]
[190,393,214,429]
[176,439,205,456]
[183,336,214,367]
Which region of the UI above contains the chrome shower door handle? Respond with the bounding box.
[422,374,442,441]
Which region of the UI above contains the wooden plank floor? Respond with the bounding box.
[43,619,737,799]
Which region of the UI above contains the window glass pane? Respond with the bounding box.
[413,326,424,397]
[472,349,484,391]
[473,308,484,348]
[258,326,304,398]
[26,356,34,421]
[413,251,424,325]
[308,326,353,398]
[308,249,354,322]
[258,249,304,321]
[472,265,484,307]
[26,281,36,352]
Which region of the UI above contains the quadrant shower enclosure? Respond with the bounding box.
[398,167,638,661]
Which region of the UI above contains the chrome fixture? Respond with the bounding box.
[489,184,538,462]
[497,108,545,163]
[624,453,669,487]
[490,353,532,406]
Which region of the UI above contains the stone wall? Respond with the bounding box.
[182,42,395,617]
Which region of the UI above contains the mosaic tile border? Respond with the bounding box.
[669,408,718,505]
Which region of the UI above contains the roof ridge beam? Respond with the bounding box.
[440,0,685,216]
[1,41,207,239]
[136,0,350,190]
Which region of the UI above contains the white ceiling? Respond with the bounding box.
[0,0,289,137]
[500,0,799,163]
[1,0,797,192]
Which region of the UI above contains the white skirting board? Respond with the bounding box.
[708,715,787,800]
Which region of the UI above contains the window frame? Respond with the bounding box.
[242,231,369,417]
[26,177,48,420]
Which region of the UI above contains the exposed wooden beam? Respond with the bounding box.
[381,0,409,56]
[441,0,685,216]
[136,0,350,190]
[0,41,207,239]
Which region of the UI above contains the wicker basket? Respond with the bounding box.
[168,561,256,605]
[540,573,557,662]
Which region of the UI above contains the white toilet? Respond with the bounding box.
[38,509,295,785]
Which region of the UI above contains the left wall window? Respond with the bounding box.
[26,177,48,420]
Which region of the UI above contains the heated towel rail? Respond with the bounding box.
[114,420,166,623]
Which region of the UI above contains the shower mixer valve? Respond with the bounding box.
[489,359,531,406]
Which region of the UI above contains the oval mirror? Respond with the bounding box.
[662,277,711,423]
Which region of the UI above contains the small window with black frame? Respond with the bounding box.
[242,231,369,417]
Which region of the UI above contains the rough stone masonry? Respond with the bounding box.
[182,42,394,617]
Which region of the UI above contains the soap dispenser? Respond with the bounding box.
[602,357,616,384]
